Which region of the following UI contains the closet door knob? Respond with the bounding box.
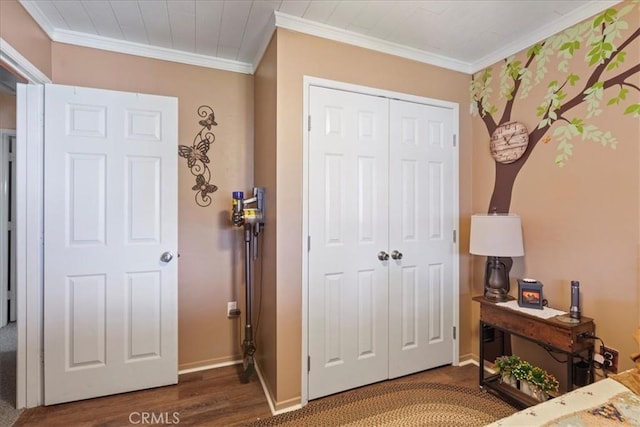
[391,250,403,260]
[377,251,389,261]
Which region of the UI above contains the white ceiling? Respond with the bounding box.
[18,0,621,75]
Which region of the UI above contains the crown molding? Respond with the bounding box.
[274,12,472,74]
[469,0,622,73]
[52,29,253,74]
[19,0,252,75]
[19,1,56,37]
[19,0,624,77]
[275,1,622,76]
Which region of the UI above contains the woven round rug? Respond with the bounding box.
[247,382,517,426]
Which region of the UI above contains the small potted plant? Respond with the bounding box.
[527,366,559,401]
[494,355,521,387]
[511,360,534,395]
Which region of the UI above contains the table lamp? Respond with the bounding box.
[470,213,524,301]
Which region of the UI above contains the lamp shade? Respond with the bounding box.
[469,214,524,257]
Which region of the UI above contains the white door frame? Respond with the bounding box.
[1,37,51,409]
[301,76,460,405]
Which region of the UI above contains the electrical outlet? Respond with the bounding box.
[601,346,619,373]
[227,301,238,318]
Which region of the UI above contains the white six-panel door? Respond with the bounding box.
[388,100,454,378]
[43,84,178,405]
[308,86,455,399]
[308,86,390,399]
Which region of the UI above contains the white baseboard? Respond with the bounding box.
[254,361,302,416]
[178,359,241,375]
[458,357,497,374]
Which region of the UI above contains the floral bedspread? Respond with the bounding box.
[543,390,640,426]
[488,378,640,426]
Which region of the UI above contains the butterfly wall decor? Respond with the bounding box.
[178,105,218,207]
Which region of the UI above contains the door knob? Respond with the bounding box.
[377,251,389,261]
[160,251,174,263]
[391,250,403,260]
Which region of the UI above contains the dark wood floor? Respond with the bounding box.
[15,363,479,426]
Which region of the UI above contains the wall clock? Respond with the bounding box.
[490,121,529,164]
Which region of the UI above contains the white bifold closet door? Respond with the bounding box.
[308,85,454,399]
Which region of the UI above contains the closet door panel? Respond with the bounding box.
[308,86,389,400]
[388,100,455,378]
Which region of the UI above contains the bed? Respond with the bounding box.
[488,372,640,426]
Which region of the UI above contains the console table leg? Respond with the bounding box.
[567,356,574,392]
[479,320,485,388]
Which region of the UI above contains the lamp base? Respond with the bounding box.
[484,257,510,302]
[484,287,509,301]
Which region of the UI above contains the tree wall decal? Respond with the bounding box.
[471,4,640,213]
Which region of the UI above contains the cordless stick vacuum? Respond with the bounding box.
[231,188,264,383]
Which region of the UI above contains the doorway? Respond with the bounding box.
[0,61,23,418]
[1,37,52,411]
[2,39,180,409]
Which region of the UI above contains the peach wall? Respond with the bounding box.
[263,28,474,407]
[50,43,254,369]
[254,34,278,401]
[0,93,16,129]
[470,2,640,384]
[0,0,52,79]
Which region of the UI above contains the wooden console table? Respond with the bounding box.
[474,296,595,408]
